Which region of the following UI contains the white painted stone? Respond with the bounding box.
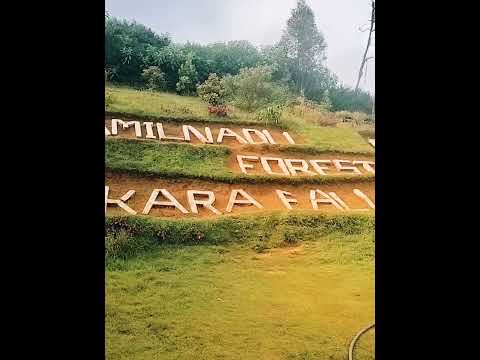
[142,189,189,214]
[262,130,276,144]
[284,159,316,176]
[309,160,332,175]
[242,129,269,144]
[111,119,142,138]
[105,186,137,215]
[353,160,375,174]
[143,122,157,139]
[275,190,298,210]
[332,160,362,175]
[260,157,291,176]
[237,155,259,174]
[282,132,296,144]
[310,190,344,211]
[328,192,350,211]
[182,125,214,144]
[353,189,375,209]
[156,123,185,141]
[226,189,263,213]
[187,190,222,215]
[217,128,248,144]
[105,126,111,136]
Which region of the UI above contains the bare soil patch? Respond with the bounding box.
[106,172,375,219]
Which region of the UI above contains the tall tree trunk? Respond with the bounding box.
[355,1,375,92]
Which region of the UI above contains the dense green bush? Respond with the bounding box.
[142,66,167,91]
[223,65,289,111]
[197,73,226,106]
[255,105,283,125]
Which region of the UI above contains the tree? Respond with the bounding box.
[278,0,327,96]
[142,66,167,91]
[105,17,170,85]
[223,65,288,111]
[176,53,198,95]
[197,73,226,106]
[355,1,375,91]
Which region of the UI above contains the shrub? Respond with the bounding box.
[197,73,226,106]
[223,65,288,111]
[255,105,283,125]
[176,54,198,95]
[208,105,229,117]
[142,66,167,91]
[105,89,115,109]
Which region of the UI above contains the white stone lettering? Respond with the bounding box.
[217,128,248,144]
[105,186,137,215]
[187,190,221,215]
[353,189,375,209]
[182,125,214,144]
[142,189,189,214]
[275,190,298,210]
[143,122,157,139]
[242,129,269,144]
[282,132,296,144]
[111,119,142,138]
[260,157,291,176]
[262,130,276,144]
[309,160,332,175]
[353,160,375,174]
[310,190,344,211]
[328,192,351,211]
[156,123,185,141]
[237,155,259,174]
[284,159,316,176]
[226,189,263,213]
[332,160,362,175]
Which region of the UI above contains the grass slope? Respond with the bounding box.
[106,85,374,154]
[105,138,375,185]
[106,213,374,359]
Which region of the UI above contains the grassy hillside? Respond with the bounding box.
[105,85,375,359]
[106,85,374,154]
[106,213,374,360]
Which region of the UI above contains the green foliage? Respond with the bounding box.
[255,105,283,125]
[197,73,226,106]
[141,66,167,91]
[105,18,171,85]
[105,14,373,112]
[105,89,114,110]
[320,89,332,111]
[277,0,327,96]
[176,54,198,95]
[105,212,374,260]
[223,65,289,111]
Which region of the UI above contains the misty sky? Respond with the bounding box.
[106,0,375,94]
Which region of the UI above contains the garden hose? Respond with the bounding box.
[348,322,375,360]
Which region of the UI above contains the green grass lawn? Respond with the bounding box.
[106,85,374,154]
[106,214,374,360]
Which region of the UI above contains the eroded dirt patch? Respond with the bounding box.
[106,172,375,219]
